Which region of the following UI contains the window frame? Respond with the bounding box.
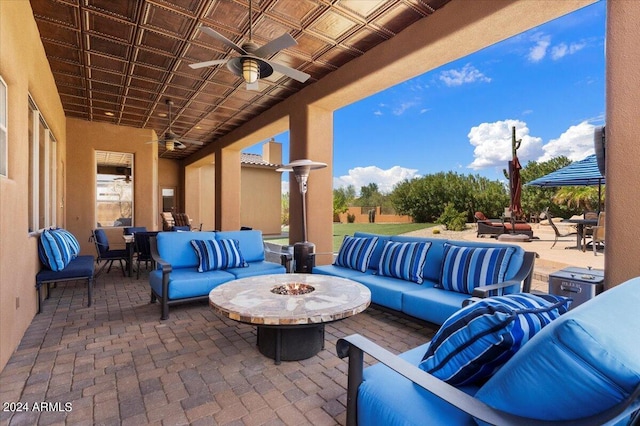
[28,95,57,232]
[0,76,7,177]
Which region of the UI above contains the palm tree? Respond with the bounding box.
[552,186,603,211]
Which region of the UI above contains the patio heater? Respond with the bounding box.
[277,159,327,273]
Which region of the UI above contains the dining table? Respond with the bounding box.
[561,218,598,251]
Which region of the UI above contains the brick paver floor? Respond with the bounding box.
[0,267,437,425]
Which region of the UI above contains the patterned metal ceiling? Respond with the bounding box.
[30,0,450,159]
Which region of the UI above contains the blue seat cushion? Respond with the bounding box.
[358,342,478,426]
[149,268,235,300]
[36,255,94,284]
[402,287,468,326]
[334,235,378,272]
[419,293,571,386]
[355,274,423,311]
[476,277,640,422]
[226,261,286,279]
[313,264,376,279]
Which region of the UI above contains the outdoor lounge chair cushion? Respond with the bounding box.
[475,278,640,421]
[419,293,571,386]
[377,241,431,284]
[38,229,80,271]
[438,244,516,294]
[334,235,378,272]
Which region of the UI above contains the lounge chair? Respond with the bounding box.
[475,212,533,238]
[591,211,606,255]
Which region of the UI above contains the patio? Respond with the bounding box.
[0,267,437,425]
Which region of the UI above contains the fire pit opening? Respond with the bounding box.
[271,283,315,296]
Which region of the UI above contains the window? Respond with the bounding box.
[28,96,56,232]
[0,76,7,177]
[96,151,133,227]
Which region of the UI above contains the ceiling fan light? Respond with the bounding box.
[165,140,175,151]
[242,58,259,83]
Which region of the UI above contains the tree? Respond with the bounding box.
[520,156,573,218]
[281,192,289,226]
[333,185,356,216]
[356,183,384,208]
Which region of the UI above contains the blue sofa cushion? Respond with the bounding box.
[476,278,640,422]
[38,229,75,271]
[439,244,516,294]
[55,229,80,257]
[191,239,248,272]
[149,268,235,300]
[36,255,95,283]
[225,260,286,279]
[354,232,392,271]
[377,241,430,284]
[402,286,470,326]
[215,230,265,263]
[156,231,219,269]
[420,293,571,386]
[334,235,378,272]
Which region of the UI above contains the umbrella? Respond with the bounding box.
[526,154,605,210]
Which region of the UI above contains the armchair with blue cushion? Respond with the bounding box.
[337,277,640,425]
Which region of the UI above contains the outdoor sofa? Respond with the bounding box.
[312,232,535,326]
[337,276,640,425]
[149,230,287,320]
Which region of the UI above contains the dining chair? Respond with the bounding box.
[91,229,128,277]
[133,231,158,279]
[123,226,147,235]
[591,211,606,255]
[543,208,576,249]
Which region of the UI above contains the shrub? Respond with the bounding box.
[347,213,356,223]
[432,228,441,235]
[437,203,467,231]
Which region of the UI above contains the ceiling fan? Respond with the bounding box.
[189,0,310,91]
[149,99,204,152]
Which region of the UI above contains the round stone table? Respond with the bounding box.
[209,274,371,364]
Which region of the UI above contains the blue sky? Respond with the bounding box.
[245,1,605,194]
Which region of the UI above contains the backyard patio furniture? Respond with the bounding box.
[91,229,129,277]
[590,211,606,255]
[544,208,577,249]
[337,276,640,425]
[474,212,534,238]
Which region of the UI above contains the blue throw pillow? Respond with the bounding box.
[55,228,80,257]
[38,229,74,271]
[419,293,571,386]
[333,236,378,272]
[439,244,516,294]
[190,239,248,272]
[377,241,431,284]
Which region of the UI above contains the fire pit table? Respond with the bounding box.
[209,274,371,364]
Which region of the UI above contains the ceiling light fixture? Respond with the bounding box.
[104,112,114,116]
[165,140,175,151]
[242,58,259,84]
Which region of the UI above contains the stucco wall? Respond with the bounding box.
[0,0,68,371]
[65,119,158,254]
[241,166,282,235]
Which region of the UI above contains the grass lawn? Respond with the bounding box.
[266,222,435,251]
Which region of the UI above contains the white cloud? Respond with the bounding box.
[333,166,420,194]
[439,63,491,87]
[392,101,419,116]
[527,33,551,62]
[467,120,544,170]
[551,42,586,60]
[538,121,596,162]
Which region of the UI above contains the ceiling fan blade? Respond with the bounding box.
[265,60,310,83]
[189,59,229,69]
[253,33,297,58]
[177,138,205,146]
[199,26,247,55]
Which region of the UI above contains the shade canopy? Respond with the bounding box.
[526,155,605,187]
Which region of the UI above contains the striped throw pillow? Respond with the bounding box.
[38,229,74,271]
[333,236,378,272]
[55,228,80,257]
[439,244,516,294]
[419,293,571,386]
[377,241,431,284]
[190,239,248,272]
